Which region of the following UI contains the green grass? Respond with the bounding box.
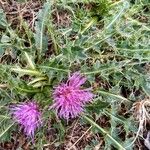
[0,0,150,149]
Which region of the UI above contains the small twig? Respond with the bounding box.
[43,139,58,147]
[67,126,92,150]
[30,11,37,30]
[69,119,79,139]
[0,84,8,88]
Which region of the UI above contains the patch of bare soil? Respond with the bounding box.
[0,132,32,150]
[52,9,72,28]
[0,0,42,29]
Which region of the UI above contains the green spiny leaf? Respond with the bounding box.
[34,1,52,61]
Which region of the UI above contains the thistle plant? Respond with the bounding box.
[0,0,150,149]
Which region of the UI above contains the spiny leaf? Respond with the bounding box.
[34,1,52,60]
[97,90,130,102]
[86,99,109,114]
[0,9,8,29]
[141,78,150,96]
[106,1,130,29]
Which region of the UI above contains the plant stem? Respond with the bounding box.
[83,115,126,150]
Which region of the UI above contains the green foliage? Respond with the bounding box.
[0,0,150,149]
[86,97,109,114]
[0,9,8,29]
[89,0,110,20]
[34,1,52,61]
[0,93,15,141]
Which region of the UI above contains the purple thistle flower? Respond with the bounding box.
[51,72,94,120]
[11,101,42,139]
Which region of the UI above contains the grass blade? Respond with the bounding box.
[0,122,14,139]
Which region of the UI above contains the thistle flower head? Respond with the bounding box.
[51,72,94,120]
[11,101,42,139]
